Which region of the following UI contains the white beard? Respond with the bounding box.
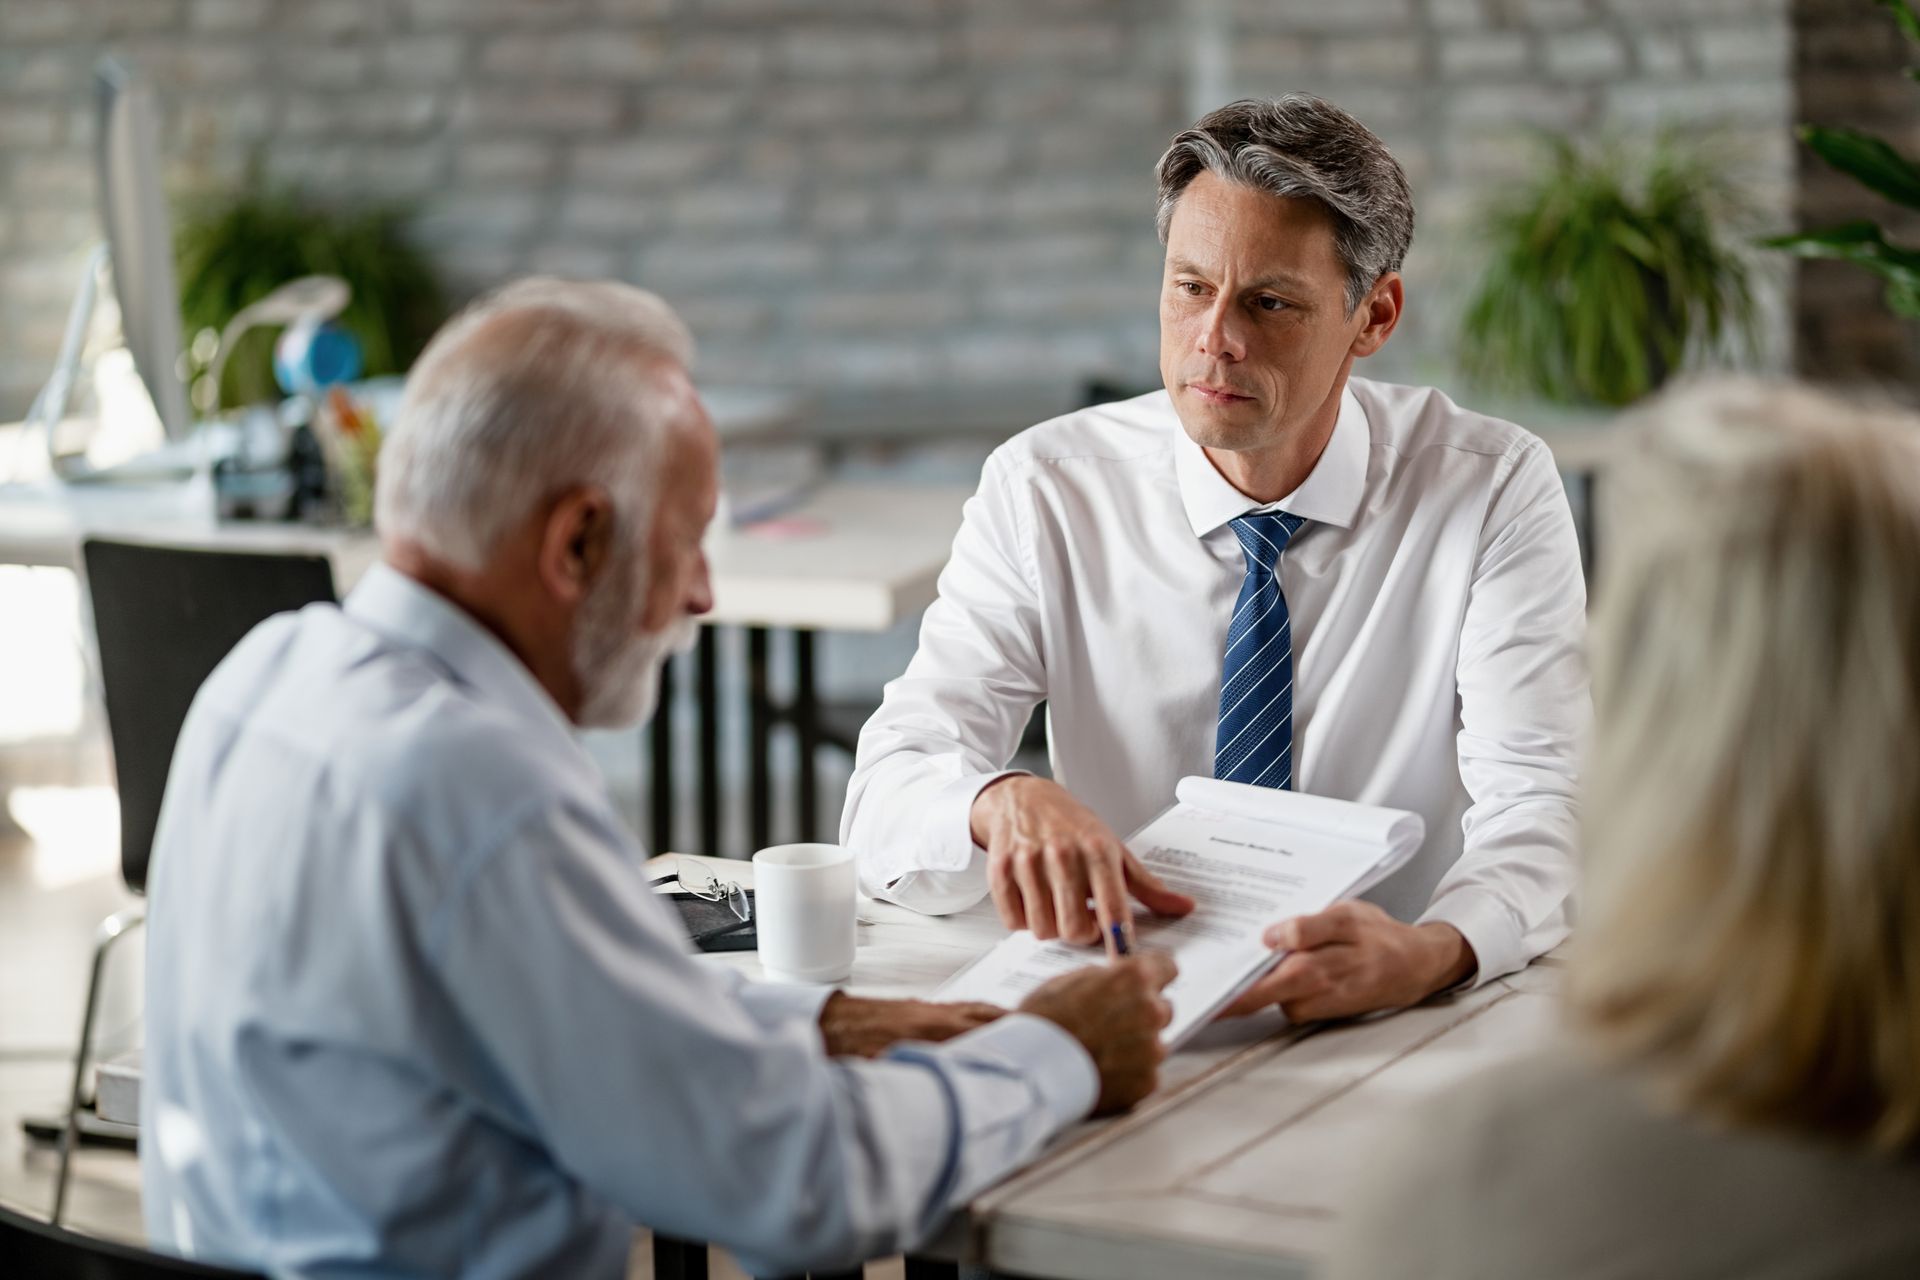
[573,573,698,730]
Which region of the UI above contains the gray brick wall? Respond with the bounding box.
[0,0,1830,426]
[1225,0,1797,389]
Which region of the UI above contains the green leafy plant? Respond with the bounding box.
[1459,133,1758,408]
[175,181,446,409]
[1765,0,1920,316]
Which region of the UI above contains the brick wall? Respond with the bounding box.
[1792,0,1920,386]
[1223,0,1797,387]
[0,0,1848,426]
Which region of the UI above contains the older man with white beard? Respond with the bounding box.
[138,279,1175,1280]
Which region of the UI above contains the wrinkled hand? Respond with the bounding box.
[1019,952,1178,1115]
[817,994,1005,1058]
[971,776,1196,952]
[1219,902,1476,1022]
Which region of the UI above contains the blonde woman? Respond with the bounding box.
[1326,379,1920,1279]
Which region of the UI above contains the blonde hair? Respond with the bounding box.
[1569,378,1920,1151]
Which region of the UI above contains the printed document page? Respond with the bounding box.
[938,778,1422,1046]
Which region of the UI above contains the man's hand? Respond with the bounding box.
[818,994,1005,1058]
[1219,902,1477,1022]
[971,776,1196,952]
[1019,952,1178,1115]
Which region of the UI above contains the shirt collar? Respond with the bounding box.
[345,562,584,753]
[1174,382,1371,538]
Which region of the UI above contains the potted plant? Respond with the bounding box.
[1459,132,1759,407]
[175,182,446,412]
[1766,0,1920,317]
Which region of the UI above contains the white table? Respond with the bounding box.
[661,482,973,856]
[659,856,1563,1280]
[654,855,1303,1099]
[706,484,969,632]
[0,478,967,614]
[971,963,1561,1279]
[0,478,973,857]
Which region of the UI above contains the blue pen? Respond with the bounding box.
[1109,921,1132,957]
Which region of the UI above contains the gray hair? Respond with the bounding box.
[374,277,696,571]
[1155,95,1414,313]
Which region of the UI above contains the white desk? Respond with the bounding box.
[0,479,375,578]
[706,484,968,632]
[653,854,1305,1101]
[0,479,972,856]
[0,479,968,625]
[972,963,1561,1279]
[659,855,1563,1280]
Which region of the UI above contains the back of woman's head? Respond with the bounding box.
[1570,377,1920,1152]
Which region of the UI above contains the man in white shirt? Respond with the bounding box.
[843,95,1587,1021]
[141,278,1175,1279]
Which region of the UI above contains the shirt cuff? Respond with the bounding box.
[937,1012,1099,1129]
[733,973,838,1028]
[930,769,1028,873]
[858,769,1029,898]
[1417,890,1523,991]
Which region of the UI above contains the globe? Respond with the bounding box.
[273,319,363,397]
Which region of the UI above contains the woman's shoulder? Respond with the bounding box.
[1328,1047,1920,1280]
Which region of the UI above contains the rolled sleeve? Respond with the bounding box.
[929,1012,1098,1133]
[729,970,837,1030]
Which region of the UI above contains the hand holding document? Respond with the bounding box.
[939,778,1423,1047]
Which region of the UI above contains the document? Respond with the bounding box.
[938,777,1423,1046]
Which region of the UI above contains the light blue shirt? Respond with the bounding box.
[141,564,1095,1279]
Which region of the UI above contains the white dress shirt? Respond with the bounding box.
[842,378,1588,985]
[142,564,1095,1279]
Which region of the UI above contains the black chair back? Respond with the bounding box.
[81,539,337,894]
[0,1203,267,1278]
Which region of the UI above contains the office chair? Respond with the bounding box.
[30,540,336,1226]
[0,1200,267,1279]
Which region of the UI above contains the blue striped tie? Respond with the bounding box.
[1215,511,1309,789]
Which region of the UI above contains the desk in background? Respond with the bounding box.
[1,410,1625,857]
[0,478,972,861]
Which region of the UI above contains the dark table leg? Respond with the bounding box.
[795,628,819,842]
[1572,469,1597,586]
[748,625,772,852]
[649,651,676,855]
[698,626,721,857]
[904,1260,961,1280]
[653,1235,709,1280]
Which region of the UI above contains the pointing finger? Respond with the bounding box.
[1122,850,1197,917]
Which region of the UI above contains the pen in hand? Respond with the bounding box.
[1109,921,1132,958]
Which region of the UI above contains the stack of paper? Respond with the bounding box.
[938,777,1424,1046]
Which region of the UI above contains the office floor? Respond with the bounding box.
[0,731,144,1244]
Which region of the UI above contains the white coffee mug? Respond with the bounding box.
[752,843,857,984]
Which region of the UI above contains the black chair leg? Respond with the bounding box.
[51,906,144,1226]
[653,1235,709,1280]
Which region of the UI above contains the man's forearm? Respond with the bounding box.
[818,993,1009,1058]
